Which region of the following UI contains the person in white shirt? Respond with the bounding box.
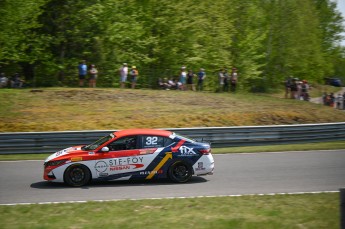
[119,63,128,88]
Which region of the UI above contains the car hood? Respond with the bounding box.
[44,145,85,162]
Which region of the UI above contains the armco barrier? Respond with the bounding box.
[0,122,344,154]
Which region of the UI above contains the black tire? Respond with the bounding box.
[64,164,91,187]
[168,161,193,183]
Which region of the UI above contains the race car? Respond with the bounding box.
[44,129,214,186]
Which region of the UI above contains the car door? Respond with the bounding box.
[103,136,145,176]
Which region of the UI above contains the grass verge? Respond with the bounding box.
[1,141,344,161]
[0,193,339,229]
[1,88,345,132]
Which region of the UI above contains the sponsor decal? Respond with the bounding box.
[109,164,144,171]
[88,152,95,155]
[139,149,155,155]
[108,157,144,166]
[99,172,109,177]
[71,157,83,162]
[178,146,197,156]
[195,162,206,171]
[146,152,172,180]
[101,157,146,172]
[56,148,70,156]
[140,170,163,175]
[95,161,108,172]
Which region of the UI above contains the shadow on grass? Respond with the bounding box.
[30,176,208,189]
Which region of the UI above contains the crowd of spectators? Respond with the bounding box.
[157,66,239,93]
[158,66,209,92]
[322,92,345,110]
[284,77,310,101]
[0,73,24,88]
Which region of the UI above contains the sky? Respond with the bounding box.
[334,0,345,46]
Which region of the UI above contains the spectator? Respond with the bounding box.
[329,93,335,107]
[129,66,139,89]
[290,78,298,99]
[284,76,292,99]
[300,80,310,101]
[88,64,98,88]
[179,66,187,90]
[119,63,128,88]
[322,92,328,105]
[168,78,178,90]
[186,70,195,91]
[158,78,170,90]
[78,60,87,87]
[197,68,206,91]
[10,73,23,88]
[336,93,343,109]
[0,73,8,88]
[223,68,229,92]
[218,69,225,92]
[230,67,238,92]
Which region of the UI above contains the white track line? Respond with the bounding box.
[0,191,339,206]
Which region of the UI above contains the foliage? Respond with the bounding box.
[0,0,344,91]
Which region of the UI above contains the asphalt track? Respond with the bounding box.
[1,150,344,205]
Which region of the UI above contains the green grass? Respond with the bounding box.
[1,141,344,161]
[1,87,345,132]
[0,193,339,229]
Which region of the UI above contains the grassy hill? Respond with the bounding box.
[0,87,344,132]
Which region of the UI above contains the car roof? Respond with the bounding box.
[113,129,173,138]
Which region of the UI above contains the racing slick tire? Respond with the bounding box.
[168,161,193,183]
[64,164,91,187]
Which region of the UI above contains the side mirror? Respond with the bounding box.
[101,147,109,152]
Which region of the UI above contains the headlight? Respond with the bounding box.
[44,159,67,168]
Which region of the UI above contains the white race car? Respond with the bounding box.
[44,129,214,186]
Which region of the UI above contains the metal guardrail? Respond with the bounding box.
[0,123,344,154]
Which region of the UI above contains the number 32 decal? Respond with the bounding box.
[146,137,158,145]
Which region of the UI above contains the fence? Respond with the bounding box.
[0,122,344,154]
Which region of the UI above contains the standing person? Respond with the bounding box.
[78,60,87,87]
[197,68,206,91]
[336,93,343,109]
[129,66,139,89]
[186,69,195,91]
[10,73,23,88]
[223,68,229,92]
[88,64,98,88]
[179,66,187,90]
[218,69,225,92]
[300,80,309,101]
[0,73,8,88]
[284,76,292,99]
[290,78,298,99]
[230,67,238,92]
[119,63,128,88]
[329,93,335,107]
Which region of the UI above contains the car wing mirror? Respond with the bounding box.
[101,147,109,152]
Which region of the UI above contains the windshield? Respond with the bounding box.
[82,133,115,150]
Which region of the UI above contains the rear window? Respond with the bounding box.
[140,135,174,148]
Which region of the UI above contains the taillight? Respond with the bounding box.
[199,148,211,155]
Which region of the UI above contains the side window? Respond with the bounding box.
[107,136,137,151]
[140,136,174,148]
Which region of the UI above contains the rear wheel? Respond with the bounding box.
[64,164,91,187]
[168,161,192,183]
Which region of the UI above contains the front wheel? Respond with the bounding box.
[168,161,193,183]
[64,164,91,187]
